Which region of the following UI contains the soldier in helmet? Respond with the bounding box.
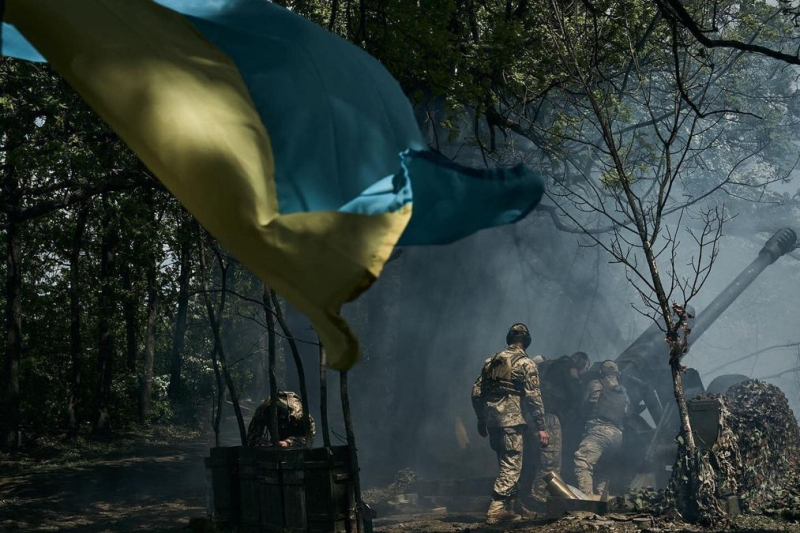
[246,390,316,448]
[573,360,630,497]
[530,351,591,505]
[472,323,549,524]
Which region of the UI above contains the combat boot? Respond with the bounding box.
[485,498,521,525]
[508,498,537,519]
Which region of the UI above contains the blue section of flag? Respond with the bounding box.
[167,0,546,244]
[397,150,545,245]
[2,0,546,246]
[182,0,423,216]
[1,22,45,62]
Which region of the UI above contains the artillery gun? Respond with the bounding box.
[604,228,797,489]
[394,229,798,512]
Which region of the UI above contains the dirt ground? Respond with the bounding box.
[1,434,799,532]
[373,510,800,533]
[0,433,209,532]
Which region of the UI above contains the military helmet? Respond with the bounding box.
[599,360,619,376]
[571,351,590,370]
[506,323,532,349]
[274,391,292,423]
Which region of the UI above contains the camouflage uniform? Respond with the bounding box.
[246,391,316,447]
[531,355,585,502]
[573,366,629,496]
[530,412,562,501]
[472,345,546,500]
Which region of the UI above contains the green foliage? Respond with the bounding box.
[3,0,800,448]
[0,59,275,440]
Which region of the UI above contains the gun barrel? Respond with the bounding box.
[692,228,796,339]
[615,228,796,413]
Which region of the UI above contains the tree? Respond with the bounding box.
[198,234,247,446]
[0,59,150,446]
[67,205,90,433]
[167,213,193,401]
[281,0,800,520]
[657,0,800,66]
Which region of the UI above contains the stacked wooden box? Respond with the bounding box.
[207,445,356,532]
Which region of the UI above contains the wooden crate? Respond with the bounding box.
[688,398,723,449]
[207,446,241,529]
[208,446,357,532]
[297,447,351,533]
[239,447,262,533]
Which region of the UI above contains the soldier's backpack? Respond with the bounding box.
[485,351,526,395]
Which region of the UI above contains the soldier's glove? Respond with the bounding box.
[477,420,487,438]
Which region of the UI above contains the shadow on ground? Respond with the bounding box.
[0,440,209,532]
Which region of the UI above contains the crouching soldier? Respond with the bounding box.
[472,323,549,524]
[247,391,316,448]
[573,360,629,497]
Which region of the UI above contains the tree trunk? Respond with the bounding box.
[168,219,191,401]
[269,290,312,448]
[122,264,137,374]
[671,356,696,450]
[211,344,223,447]
[198,240,225,446]
[94,205,116,434]
[138,259,158,424]
[328,0,339,31]
[67,206,89,434]
[320,344,331,448]
[262,286,279,446]
[254,332,267,401]
[0,126,22,450]
[212,291,246,445]
[199,237,247,446]
[2,196,22,449]
[340,371,364,533]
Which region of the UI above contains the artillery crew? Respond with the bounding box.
[573,360,630,497]
[472,323,549,524]
[531,351,591,505]
[246,390,316,448]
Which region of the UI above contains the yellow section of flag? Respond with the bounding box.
[7,0,411,368]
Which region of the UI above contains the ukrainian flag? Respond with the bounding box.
[1,0,544,369]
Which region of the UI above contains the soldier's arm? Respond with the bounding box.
[308,414,317,442]
[246,402,269,446]
[283,436,305,447]
[521,359,546,430]
[282,415,316,448]
[471,373,485,421]
[582,380,603,413]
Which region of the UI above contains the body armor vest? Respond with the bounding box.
[484,351,525,396]
[593,383,629,427]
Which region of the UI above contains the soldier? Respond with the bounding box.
[246,390,316,448]
[530,351,591,505]
[472,323,549,524]
[573,360,630,497]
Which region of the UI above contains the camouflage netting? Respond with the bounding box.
[667,380,800,523]
[362,469,418,507]
[617,487,669,514]
[667,430,728,526]
[725,380,800,512]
